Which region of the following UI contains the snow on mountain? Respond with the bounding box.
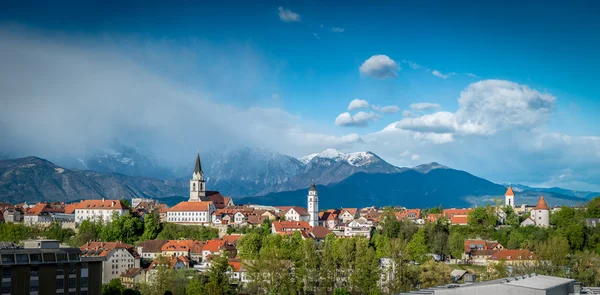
[411,162,449,174]
[299,149,379,167]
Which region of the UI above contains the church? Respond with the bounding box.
[166,153,233,225]
[505,186,550,227]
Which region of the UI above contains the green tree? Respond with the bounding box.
[186,280,205,295]
[467,205,498,229]
[419,260,450,288]
[448,230,466,259]
[333,288,351,295]
[43,221,75,243]
[120,198,132,208]
[350,239,379,294]
[102,278,124,295]
[407,228,429,264]
[586,196,600,218]
[141,212,161,241]
[205,252,231,295]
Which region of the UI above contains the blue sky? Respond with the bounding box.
[1,1,599,190]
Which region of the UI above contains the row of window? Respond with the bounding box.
[168,212,207,216]
[167,217,207,222]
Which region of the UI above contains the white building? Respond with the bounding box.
[521,196,550,227]
[308,181,319,227]
[166,201,215,224]
[80,241,140,284]
[344,218,374,239]
[505,186,515,208]
[74,199,129,224]
[276,206,310,222]
[189,153,206,202]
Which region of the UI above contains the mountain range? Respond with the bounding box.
[0,145,596,208]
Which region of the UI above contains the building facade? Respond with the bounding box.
[0,240,103,295]
[80,242,140,284]
[74,199,129,224]
[189,153,206,202]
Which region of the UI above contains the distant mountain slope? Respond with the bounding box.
[239,169,589,209]
[0,157,186,203]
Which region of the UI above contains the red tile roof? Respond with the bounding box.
[75,199,129,210]
[228,260,242,272]
[395,209,421,220]
[203,239,226,253]
[451,215,468,225]
[137,240,168,253]
[341,208,358,216]
[64,203,77,214]
[443,209,473,219]
[505,186,515,196]
[222,235,242,245]
[80,242,138,258]
[534,196,549,210]
[272,221,311,233]
[464,240,503,253]
[310,226,332,239]
[168,201,213,212]
[489,249,536,261]
[161,240,203,253]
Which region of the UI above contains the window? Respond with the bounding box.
[15,254,28,263]
[30,280,39,292]
[68,278,76,289]
[1,255,14,264]
[1,268,10,279]
[30,266,39,277]
[56,278,65,289]
[81,277,88,288]
[69,253,79,261]
[30,253,42,263]
[2,282,10,294]
[56,253,68,262]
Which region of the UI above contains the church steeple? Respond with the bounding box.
[308,179,318,227]
[190,152,206,202]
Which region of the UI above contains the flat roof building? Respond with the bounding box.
[0,239,103,295]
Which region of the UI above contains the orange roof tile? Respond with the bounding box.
[395,209,421,220]
[534,196,549,210]
[489,249,536,261]
[64,203,77,214]
[168,201,213,212]
[451,215,468,225]
[341,208,358,216]
[161,240,203,253]
[505,186,515,196]
[80,241,138,258]
[75,199,128,210]
[203,239,226,253]
[443,208,473,219]
[222,235,242,245]
[228,260,242,272]
[272,221,311,233]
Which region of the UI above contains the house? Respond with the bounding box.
[443,208,473,220]
[488,249,537,266]
[451,215,469,225]
[206,192,235,209]
[2,208,21,223]
[463,240,504,264]
[425,213,442,223]
[166,201,215,225]
[344,218,374,239]
[227,259,248,284]
[136,240,168,260]
[339,208,359,223]
[74,199,130,224]
[149,255,190,270]
[120,268,146,289]
[318,210,339,229]
[271,220,311,234]
[80,241,141,284]
[222,235,243,246]
[276,206,310,222]
[161,240,204,261]
[310,226,333,241]
[201,239,237,261]
[395,209,422,221]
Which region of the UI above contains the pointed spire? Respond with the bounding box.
[309,178,317,191]
[505,186,515,196]
[534,196,549,210]
[194,152,202,174]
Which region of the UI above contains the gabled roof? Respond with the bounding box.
[203,239,226,253]
[75,199,128,210]
[137,240,168,253]
[310,226,332,239]
[489,249,536,261]
[318,211,338,221]
[168,201,213,212]
[222,235,242,245]
[451,215,468,225]
[276,206,309,216]
[272,221,311,232]
[443,208,473,219]
[228,260,242,272]
[80,241,138,258]
[161,240,203,253]
[341,208,358,216]
[64,203,77,214]
[534,196,549,210]
[505,186,515,196]
[395,209,421,220]
[121,267,143,278]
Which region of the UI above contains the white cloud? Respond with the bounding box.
[348,99,370,110]
[359,55,400,79]
[432,69,456,79]
[313,33,320,39]
[402,60,422,70]
[410,102,441,111]
[411,154,420,161]
[396,112,456,134]
[402,110,414,118]
[335,111,382,127]
[379,105,400,114]
[331,27,345,33]
[466,73,477,77]
[278,7,301,22]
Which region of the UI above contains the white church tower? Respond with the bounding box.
[308,180,318,227]
[505,186,515,208]
[189,153,206,202]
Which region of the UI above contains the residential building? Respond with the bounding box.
[339,208,358,223]
[318,210,339,229]
[80,241,140,284]
[74,199,129,224]
[2,208,21,223]
[166,201,215,224]
[120,268,146,290]
[450,215,468,226]
[395,209,421,221]
[131,198,154,209]
[463,240,504,264]
[0,239,103,295]
[585,218,600,227]
[161,240,204,261]
[136,240,168,260]
[344,218,374,239]
[442,208,473,220]
[488,249,537,266]
[201,240,236,262]
[272,221,311,234]
[276,206,309,222]
[521,196,550,227]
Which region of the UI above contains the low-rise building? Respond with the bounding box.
[136,240,168,260]
[74,199,130,224]
[201,239,236,262]
[161,240,204,261]
[488,249,537,266]
[339,208,359,223]
[120,267,146,289]
[80,241,141,284]
[166,201,215,225]
[0,239,103,295]
[344,218,374,239]
[276,206,310,222]
[2,208,21,223]
[463,240,504,264]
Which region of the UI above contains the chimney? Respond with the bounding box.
[102,198,105,202]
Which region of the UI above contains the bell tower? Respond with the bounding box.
[308,179,318,227]
[189,152,206,202]
[505,186,515,208]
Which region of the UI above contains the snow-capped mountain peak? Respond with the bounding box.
[300,149,380,167]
